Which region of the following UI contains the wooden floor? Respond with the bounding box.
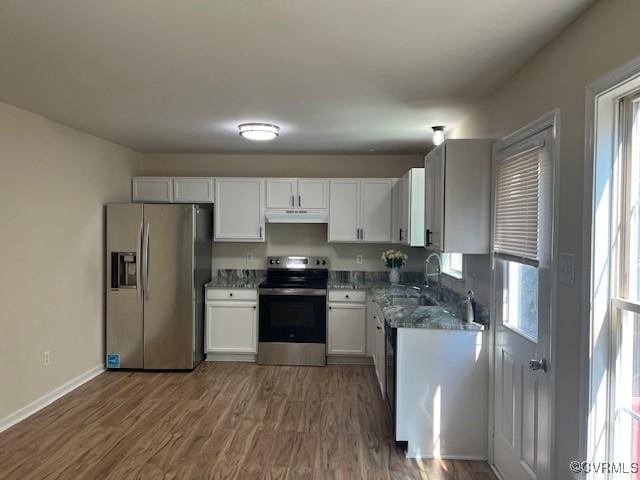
[0,363,497,480]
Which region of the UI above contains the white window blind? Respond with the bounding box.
[493,134,551,267]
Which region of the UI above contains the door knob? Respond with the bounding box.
[528,358,547,372]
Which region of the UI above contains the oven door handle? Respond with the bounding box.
[259,288,327,296]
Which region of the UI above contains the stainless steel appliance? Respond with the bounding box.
[106,203,212,370]
[258,256,329,366]
[385,319,397,426]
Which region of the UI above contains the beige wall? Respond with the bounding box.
[0,101,140,421]
[141,153,422,178]
[452,0,640,476]
[213,223,425,274]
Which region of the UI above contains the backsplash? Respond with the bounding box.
[330,270,425,285]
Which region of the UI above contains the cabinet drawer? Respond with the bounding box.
[328,290,366,303]
[206,289,258,301]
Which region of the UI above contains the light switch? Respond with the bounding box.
[246,252,254,262]
[356,254,363,265]
[558,252,575,286]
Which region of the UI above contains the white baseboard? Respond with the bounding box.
[326,355,373,365]
[206,353,257,363]
[0,364,104,433]
[405,452,488,461]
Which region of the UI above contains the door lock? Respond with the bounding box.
[528,358,547,372]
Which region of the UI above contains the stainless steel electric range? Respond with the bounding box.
[257,256,329,366]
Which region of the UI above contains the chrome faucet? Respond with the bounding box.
[424,252,442,300]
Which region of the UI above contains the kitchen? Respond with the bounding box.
[2,1,639,479]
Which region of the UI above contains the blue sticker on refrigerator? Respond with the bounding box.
[106,353,120,368]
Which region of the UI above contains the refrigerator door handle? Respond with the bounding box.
[136,221,143,299]
[143,223,150,299]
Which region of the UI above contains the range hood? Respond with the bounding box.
[265,209,329,224]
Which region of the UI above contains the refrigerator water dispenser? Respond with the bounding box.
[111,252,137,289]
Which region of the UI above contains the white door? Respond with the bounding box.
[328,179,360,242]
[360,179,392,243]
[214,178,264,241]
[298,179,328,209]
[327,303,366,355]
[205,302,257,353]
[266,179,297,209]
[492,129,554,480]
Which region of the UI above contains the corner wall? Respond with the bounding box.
[452,0,640,476]
[0,101,141,422]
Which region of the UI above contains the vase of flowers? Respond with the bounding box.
[381,249,408,285]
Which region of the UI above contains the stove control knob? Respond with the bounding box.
[269,259,274,265]
[275,259,281,264]
[322,260,327,265]
[315,259,321,265]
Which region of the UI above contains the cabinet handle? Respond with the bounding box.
[298,194,301,207]
[425,229,432,246]
[291,195,295,207]
[329,306,332,310]
[259,226,263,238]
[345,294,350,299]
[376,326,381,330]
[399,228,403,242]
[253,306,257,310]
[229,293,233,297]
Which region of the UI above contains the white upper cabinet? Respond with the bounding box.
[328,179,361,242]
[424,139,492,253]
[132,177,173,203]
[361,179,392,243]
[298,179,328,209]
[328,179,392,243]
[395,168,424,247]
[266,179,297,208]
[214,178,265,242]
[266,178,329,209]
[391,178,401,243]
[172,178,214,203]
[132,177,214,203]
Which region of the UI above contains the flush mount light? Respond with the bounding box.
[432,125,445,146]
[238,123,280,141]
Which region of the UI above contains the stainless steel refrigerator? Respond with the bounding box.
[106,203,212,370]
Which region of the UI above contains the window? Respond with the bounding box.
[441,253,463,279]
[493,128,551,343]
[610,93,640,467]
[502,260,539,340]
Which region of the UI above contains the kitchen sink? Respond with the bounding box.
[390,296,438,307]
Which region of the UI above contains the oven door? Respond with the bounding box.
[258,289,326,344]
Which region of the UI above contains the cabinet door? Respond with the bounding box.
[360,179,392,243]
[132,177,172,202]
[205,302,257,353]
[298,179,328,209]
[214,178,265,241]
[399,173,410,245]
[424,149,444,251]
[327,304,366,355]
[328,180,360,242]
[390,178,402,244]
[172,178,214,203]
[266,179,297,209]
[375,316,385,396]
[408,168,425,247]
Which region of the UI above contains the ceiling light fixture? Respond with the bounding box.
[432,125,445,146]
[238,123,280,141]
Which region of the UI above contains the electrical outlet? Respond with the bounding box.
[246,252,254,262]
[43,350,50,367]
[356,254,363,265]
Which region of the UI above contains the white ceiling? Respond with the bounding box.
[0,0,593,154]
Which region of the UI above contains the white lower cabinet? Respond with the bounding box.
[205,297,258,354]
[327,302,366,355]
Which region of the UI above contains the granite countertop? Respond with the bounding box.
[330,282,485,331]
[205,279,261,289]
